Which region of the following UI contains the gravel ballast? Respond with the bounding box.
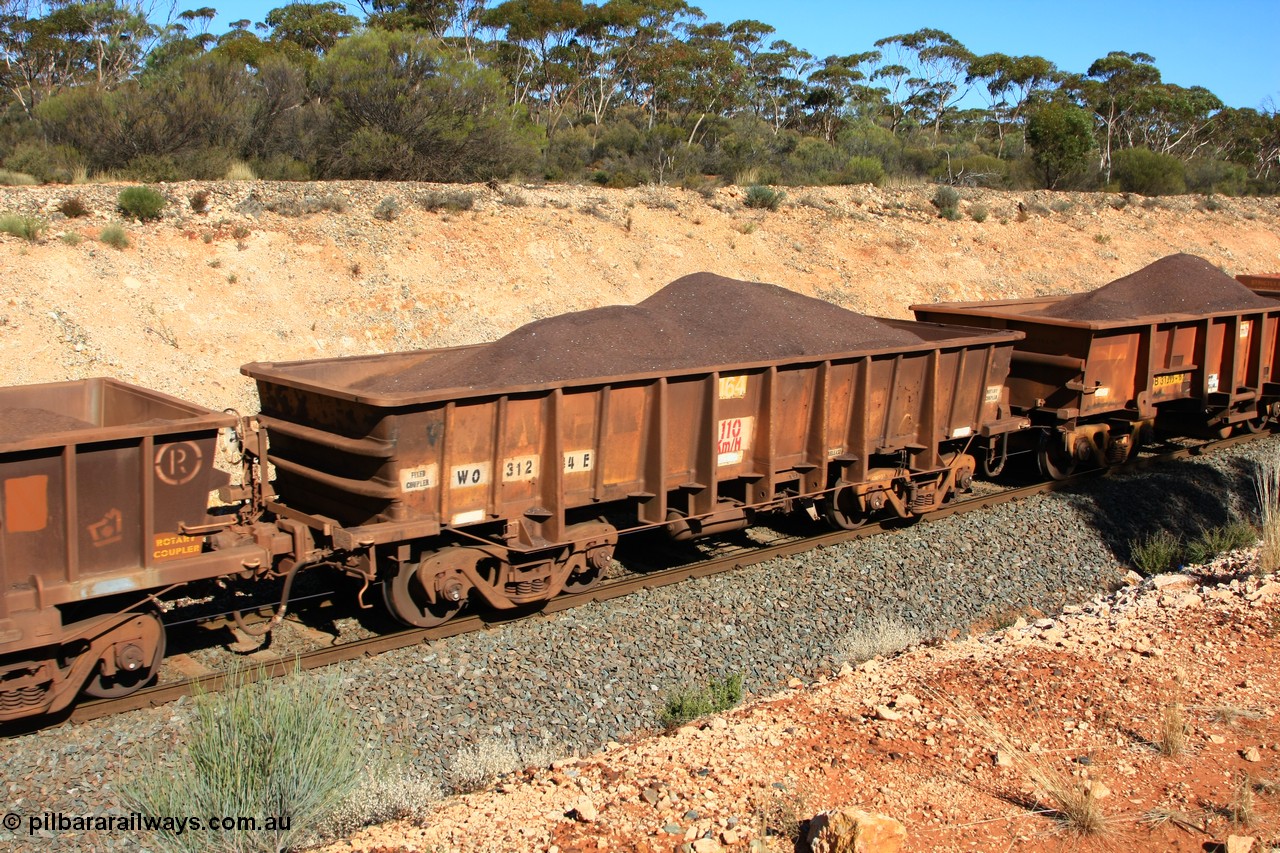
[3,435,1278,851]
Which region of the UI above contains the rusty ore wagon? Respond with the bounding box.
[914,255,1280,478]
[0,378,266,720]
[241,274,1027,629]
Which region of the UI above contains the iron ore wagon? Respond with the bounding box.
[239,274,1028,629]
[0,379,266,720]
[914,254,1280,478]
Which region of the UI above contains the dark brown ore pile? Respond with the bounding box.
[1038,253,1279,321]
[359,273,922,392]
[0,408,95,442]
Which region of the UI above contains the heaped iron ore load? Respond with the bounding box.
[0,379,263,720]
[914,254,1280,478]
[242,274,1026,627]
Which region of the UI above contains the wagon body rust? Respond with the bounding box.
[0,378,267,720]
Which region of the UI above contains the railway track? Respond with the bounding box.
[57,428,1265,726]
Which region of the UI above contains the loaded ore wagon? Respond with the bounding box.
[0,379,264,720]
[914,254,1280,478]
[242,273,1027,628]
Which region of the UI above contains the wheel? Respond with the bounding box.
[382,561,463,628]
[1037,432,1076,481]
[822,486,868,530]
[82,613,166,699]
[563,566,602,593]
[1243,414,1269,434]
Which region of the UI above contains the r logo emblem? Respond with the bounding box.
[154,441,203,486]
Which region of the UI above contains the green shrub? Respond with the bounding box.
[1111,148,1186,196]
[3,141,80,183]
[124,667,364,853]
[1129,529,1182,576]
[1186,158,1248,197]
[117,186,167,221]
[931,185,961,219]
[99,224,130,249]
[841,156,885,186]
[0,214,46,241]
[969,203,990,223]
[660,673,743,728]
[418,189,475,212]
[60,232,84,246]
[254,155,311,181]
[744,185,783,210]
[1184,521,1257,565]
[58,196,90,218]
[123,154,182,182]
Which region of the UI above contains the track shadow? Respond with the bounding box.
[1055,453,1265,567]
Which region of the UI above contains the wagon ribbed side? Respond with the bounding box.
[913,297,1280,476]
[243,317,1025,625]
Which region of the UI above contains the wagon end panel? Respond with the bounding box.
[255,382,408,528]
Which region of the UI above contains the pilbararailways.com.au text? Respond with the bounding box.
[13,812,292,835]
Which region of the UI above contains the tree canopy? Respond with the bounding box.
[0,0,1275,193]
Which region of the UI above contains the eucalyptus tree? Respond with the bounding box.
[0,0,160,115]
[873,28,972,137]
[1075,50,1161,182]
[801,51,879,142]
[966,52,1057,156]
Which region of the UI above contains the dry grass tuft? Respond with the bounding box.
[1254,456,1280,572]
[1157,702,1188,757]
[445,736,561,795]
[938,693,1108,835]
[1231,772,1256,828]
[837,616,926,664]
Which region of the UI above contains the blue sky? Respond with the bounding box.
[210,0,1279,110]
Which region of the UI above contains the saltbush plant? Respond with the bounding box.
[124,667,364,853]
[418,189,475,212]
[744,185,783,210]
[931,185,961,219]
[99,223,130,249]
[117,186,166,221]
[660,673,743,728]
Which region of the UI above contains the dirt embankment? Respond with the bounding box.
[1,181,1278,415]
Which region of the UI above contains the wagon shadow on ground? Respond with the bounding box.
[1059,453,1268,573]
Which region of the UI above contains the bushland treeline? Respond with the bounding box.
[2,0,1277,194]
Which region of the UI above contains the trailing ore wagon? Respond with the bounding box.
[241,273,1028,628]
[914,254,1280,478]
[0,378,268,720]
[1238,272,1280,297]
